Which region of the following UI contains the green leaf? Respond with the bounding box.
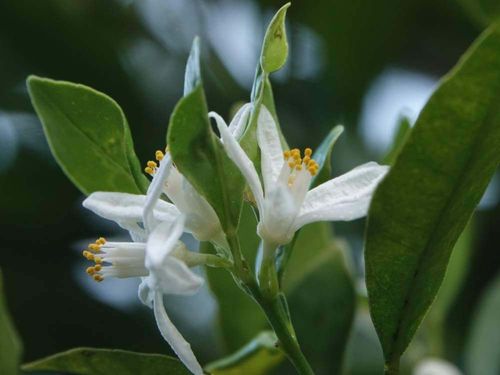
[205,331,284,375]
[285,242,356,375]
[365,23,500,369]
[0,269,22,375]
[260,3,291,74]
[465,272,500,375]
[311,125,344,187]
[167,84,244,233]
[22,348,189,375]
[382,115,412,166]
[27,76,148,195]
[202,204,267,351]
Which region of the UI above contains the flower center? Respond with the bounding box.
[283,148,319,185]
[83,237,148,282]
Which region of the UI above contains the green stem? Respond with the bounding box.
[257,295,315,375]
[385,359,400,375]
[258,241,280,299]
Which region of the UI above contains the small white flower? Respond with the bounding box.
[82,216,204,375]
[211,105,389,247]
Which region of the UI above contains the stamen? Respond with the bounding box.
[283,150,291,159]
[304,148,312,157]
[284,147,319,177]
[155,150,164,161]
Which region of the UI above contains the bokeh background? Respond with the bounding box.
[0,0,499,373]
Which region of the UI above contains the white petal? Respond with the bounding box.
[145,217,203,295]
[153,292,204,375]
[228,103,252,140]
[257,105,284,194]
[209,111,265,213]
[144,155,173,232]
[258,183,298,246]
[138,277,154,308]
[146,216,185,267]
[294,162,389,229]
[83,191,178,225]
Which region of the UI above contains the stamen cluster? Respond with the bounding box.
[83,237,107,282]
[283,148,319,176]
[144,148,167,175]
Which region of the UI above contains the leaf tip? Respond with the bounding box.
[260,2,291,74]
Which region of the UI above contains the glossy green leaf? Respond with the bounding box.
[284,242,356,375]
[205,331,284,375]
[27,76,148,195]
[167,84,244,233]
[0,270,22,375]
[260,3,291,74]
[365,23,500,369]
[202,204,267,351]
[382,116,412,166]
[465,272,500,375]
[22,348,189,375]
[311,125,344,187]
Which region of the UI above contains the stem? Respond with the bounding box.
[258,241,280,299]
[257,295,315,375]
[385,359,400,375]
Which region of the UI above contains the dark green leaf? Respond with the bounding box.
[382,116,412,166]
[0,269,22,375]
[22,348,189,375]
[260,3,291,74]
[465,272,500,375]
[311,125,344,187]
[285,242,356,375]
[27,76,148,195]
[205,331,284,375]
[167,84,244,233]
[365,23,500,368]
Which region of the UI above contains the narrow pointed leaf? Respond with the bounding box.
[27,76,148,195]
[0,270,22,375]
[22,348,189,375]
[311,125,344,187]
[365,23,500,369]
[382,115,412,165]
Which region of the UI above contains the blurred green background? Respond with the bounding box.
[0,0,499,373]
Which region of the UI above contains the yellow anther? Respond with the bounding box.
[86,267,95,275]
[94,264,102,272]
[155,150,164,161]
[288,161,295,168]
[82,251,94,261]
[97,237,106,245]
[94,256,102,264]
[89,243,101,252]
[147,160,157,168]
[283,150,291,159]
[144,166,154,175]
[303,156,311,165]
[304,148,312,157]
[296,164,303,171]
[93,274,104,282]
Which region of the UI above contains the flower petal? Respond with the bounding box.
[209,111,265,213]
[83,191,179,225]
[153,292,204,375]
[145,217,204,295]
[144,154,173,232]
[257,105,284,193]
[294,162,389,229]
[228,103,252,140]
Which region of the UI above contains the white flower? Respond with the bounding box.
[82,216,204,375]
[211,105,389,247]
[142,103,252,250]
